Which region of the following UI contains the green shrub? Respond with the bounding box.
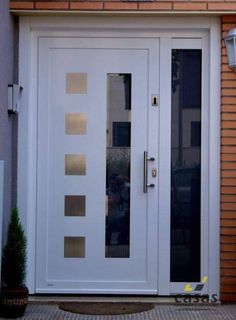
[1,207,27,288]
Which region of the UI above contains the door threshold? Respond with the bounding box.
[29,295,176,304]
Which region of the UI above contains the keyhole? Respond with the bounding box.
[152,95,158,106]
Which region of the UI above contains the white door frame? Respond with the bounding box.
[18,16,220,297]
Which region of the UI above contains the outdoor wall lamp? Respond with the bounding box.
[8,84,23,114]
[225,28,236,71]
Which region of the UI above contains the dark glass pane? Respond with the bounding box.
[171,50,201,282]
[113,122,131,147]
[106,74,131,258]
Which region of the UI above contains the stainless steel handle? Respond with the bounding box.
[143,151,155,193]
[143,151,148,193]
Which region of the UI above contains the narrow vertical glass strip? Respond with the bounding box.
[105,74,131,258]
[171,50,201,282]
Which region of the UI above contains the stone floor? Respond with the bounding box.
[1,303,235,320]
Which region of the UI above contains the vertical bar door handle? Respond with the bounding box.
[143,151,155,193]
[143,151,148,193]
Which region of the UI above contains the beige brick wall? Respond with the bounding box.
[9,0,236,11]
[221,15,236,303]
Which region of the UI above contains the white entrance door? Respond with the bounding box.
[36,37,159,294]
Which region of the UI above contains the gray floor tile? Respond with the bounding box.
[1,304,235,320]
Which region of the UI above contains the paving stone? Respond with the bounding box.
[1,303,235,320]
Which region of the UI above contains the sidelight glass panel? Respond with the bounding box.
[171,50,201,282]
[105,74,131,258]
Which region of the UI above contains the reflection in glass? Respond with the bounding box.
[105,74,131,258]
[113,122,131,147]
[65,154,86,175]
[64,237,85,258]
[171,50,201,282]
[65,195,86,216]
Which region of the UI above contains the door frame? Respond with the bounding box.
[18,16,220,297]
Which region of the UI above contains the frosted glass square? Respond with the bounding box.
[64,237,85,258]
[65,113,87,135]
[65,154,86,175]
[66,73,87,94]
[65,195,86,216]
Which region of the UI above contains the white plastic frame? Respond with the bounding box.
[18,16,220,296]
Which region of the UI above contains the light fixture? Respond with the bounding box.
[225,28,236,71]
[8,84,23,114]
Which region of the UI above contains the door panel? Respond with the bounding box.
[36,38,159,293]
